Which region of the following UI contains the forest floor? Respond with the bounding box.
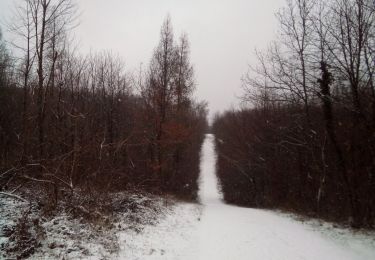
[1,134,375,259]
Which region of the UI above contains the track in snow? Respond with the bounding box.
[182,134,374,260]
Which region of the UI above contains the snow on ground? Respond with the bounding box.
[116,202,201,260]
[295,216,375,259]
[0,198,27,253]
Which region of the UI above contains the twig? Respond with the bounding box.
[0,167,16,178]
[0,192,27,202]
[22,175,55,185]
[44,174,73,189]
[11,184,24,193]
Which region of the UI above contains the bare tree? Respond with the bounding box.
[27,0,77,158]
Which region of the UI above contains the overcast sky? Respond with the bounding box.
[0,0,285,118]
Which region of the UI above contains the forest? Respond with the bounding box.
[0,0,207,212]
[1,0,375,259]
[213,0,375,228]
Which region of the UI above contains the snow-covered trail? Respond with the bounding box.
[183,134,374,260]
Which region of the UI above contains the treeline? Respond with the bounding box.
[213,0,374,228]
[0,0,207,207]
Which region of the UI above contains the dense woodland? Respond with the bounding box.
[213,0,375,228]
[0,0,208,209]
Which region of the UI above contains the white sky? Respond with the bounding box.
[0,0,285,118]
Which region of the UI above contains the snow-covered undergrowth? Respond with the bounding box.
[0,191,200,259]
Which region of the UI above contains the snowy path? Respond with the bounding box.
[182,134,375,260]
